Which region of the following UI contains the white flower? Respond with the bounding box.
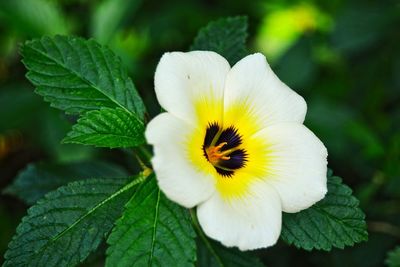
[145,51,328,251]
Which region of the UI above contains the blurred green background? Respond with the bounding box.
[0,0,399,266]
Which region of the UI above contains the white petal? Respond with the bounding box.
[252,123,328,213]
[145,113,215,208]
[223,53,307,135]
[197,181,282,250]
[154,51,230,125]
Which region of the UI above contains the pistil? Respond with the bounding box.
[205,142,230,165]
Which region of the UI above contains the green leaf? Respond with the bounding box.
[21,35,146,118]
[274,37,316,90]
[91,0,142,44]
[63,107,145,148]
[332,3,396,54]
[3,160,128,205]
[191,16,248,65]
[280,174,368,251]
[106,177,196,267]
[386,246,400,267]
[3,177,140,267]
[0,0,69,37]
[196,238,265,267]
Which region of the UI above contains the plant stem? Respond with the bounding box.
[368,221,400,238]
[189,209,224,267]
[134,145,153,169]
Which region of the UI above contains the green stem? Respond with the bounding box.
[190,209,224,267]
[139,145,153,162]
[134,145,153,168]
[368,221,400,238]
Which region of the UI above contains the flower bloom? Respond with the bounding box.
[145,51,328,250]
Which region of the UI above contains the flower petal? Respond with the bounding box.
[154,51,230,126]
[223,53,307,135]
[252,123,328,213]
[197,181,282,250]
[145,113,215,208]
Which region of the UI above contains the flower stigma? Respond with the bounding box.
[205,142,230,163]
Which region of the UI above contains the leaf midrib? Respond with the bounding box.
[148,189,161,266]
[26,177,142,264]
[313,205,367,237]
[65,132,141,141]
[26,39,133,116]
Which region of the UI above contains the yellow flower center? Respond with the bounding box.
[188,98,270,198]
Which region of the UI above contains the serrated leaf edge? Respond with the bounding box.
[22,36,137,117]
[4,175,147,266]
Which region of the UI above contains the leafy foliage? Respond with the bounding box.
[106,177,196,267]
[63,107,145,148]
[3,160,128,205]
[281,174,368,251]
[0,0,69,36]
[3,178,137,267]
[386,246,400,267]
[331,3,396,54]
[197,238,265,267]
[91,0,142,44]
[191,16,248,65]
[1,3,390,266]
[21,35,146,118]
